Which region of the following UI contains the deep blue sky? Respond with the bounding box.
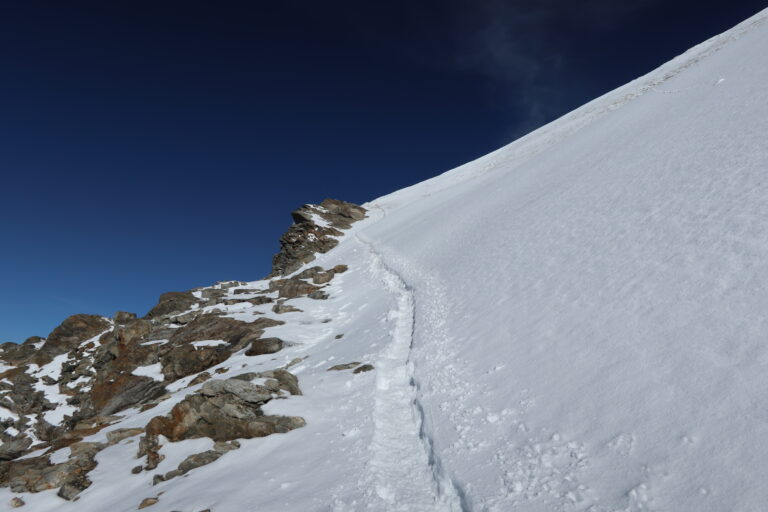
[1,1,765,342]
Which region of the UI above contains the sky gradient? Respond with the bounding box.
[2,1,765,342]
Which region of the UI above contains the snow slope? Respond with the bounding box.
[4,6,768,511]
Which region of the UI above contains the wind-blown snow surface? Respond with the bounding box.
[5,8,768,511]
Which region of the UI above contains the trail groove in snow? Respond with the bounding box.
[357,234,465,512]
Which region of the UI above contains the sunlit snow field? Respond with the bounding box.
[4,7,768,511]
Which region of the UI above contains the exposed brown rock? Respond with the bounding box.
[0,441,104,500]
[272,303,302,314]
[244,337,284,356]
[0,337,43,364]
[138,497,159,509]
[231,369,302,396]
[113,311,137,324]
[188,371,212,386]
[90,373,166,415]
[106,428,144,445]
[145,291,198,322]
[328,362,361,371]
[269,199,366,277]
[160,345,231,382]
[353,364,375,374]
[269,278,319,299]
[168,315,282,347]
[154,440,240,484]
[144,376,304,447]
[36,314,111,363]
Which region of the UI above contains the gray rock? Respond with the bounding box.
[308,290,329,300]
[353,364,375,374]
[327,362,361,371]
[113,311,138,324]
[245,337,284,356]
[271,303,302,314]
[145,292,198,322]
[200,379,273,404]
[106,428,144,445]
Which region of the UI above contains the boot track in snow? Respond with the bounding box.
[356,234,466,512]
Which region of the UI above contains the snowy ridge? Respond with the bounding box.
[370,7,768,215]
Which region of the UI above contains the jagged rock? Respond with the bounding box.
[90,374,166,415]
[295,265,347,284]
[269,278,320,299]
[295,266,324,279]
[169,315,282,347]
[353,364,375,374]
[106,428,144,444]
[158,316,284,380]
[173,450,219,477]
[144,376,304,445]
[0,368,47,423]
[0,337,42,364]
[269,199,366,277]
[138,497,159,509]
[35,315,111,363]
[9,497,25,508]
[233,288,265,295]
[335,334,344,339]
[328,362,361,371]
[137,434,163,471]
[232,369,302,396]
[113,311,137,324]
[172,311,199,325]
[157,440,240,483]
[160,345,231,381]
[200,379,274,403]
[244,337,284,356]
[312,272,335,284]
[188,371,212,386]
[145,291,198,322]
[200,288,226,303]
[0,442,104,500]
[272,303,302,314]
[223,295,273,306]
[308,289,329,300]
[315,198,367,228]
[0,437,32,461]
[284,356,307,369]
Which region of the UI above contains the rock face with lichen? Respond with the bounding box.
[0,199,366,503]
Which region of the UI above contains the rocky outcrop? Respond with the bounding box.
[0,441,103,500]
[90,374,167,416]
[36,315,111,363]
[144,376,304,444]
[154,440,240,484]
[138,375,305,477]
[0,198,363,503]
[244,337,284,356]
[269,199,365,277]
[144,292,198,322]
